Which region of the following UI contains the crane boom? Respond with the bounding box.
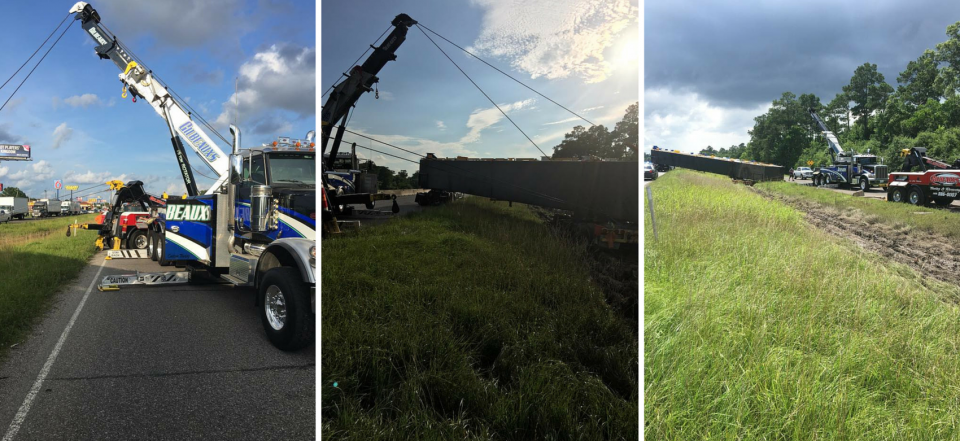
[808,108,845,158]
[319,13,417,168]
[70,2,229,196]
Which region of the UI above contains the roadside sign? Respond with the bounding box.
[54,180,62,190]
[65,185,79,190]
[807,160,814,166]
[0,145,31,161]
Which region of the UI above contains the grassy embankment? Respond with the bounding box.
[645,170,960,439]
[0,215,99,357]
[323,198,638,440]
[760,180,960,238]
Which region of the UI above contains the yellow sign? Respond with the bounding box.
[807,160,814,166]
[65,185,79,190]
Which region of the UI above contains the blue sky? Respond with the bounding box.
[0,0,315,200]
[321,0,639,172]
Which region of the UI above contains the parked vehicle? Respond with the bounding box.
[0,196,29,219]
[793,167,813,180]
[644,163,658,180]
[887,147,960,206]
[808,109,888,191]
[0,208,11,224]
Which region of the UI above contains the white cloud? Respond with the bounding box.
[582,105,605,112]
[460,99,535,144]
[52,123,74,149]
[644,88,769,153]
[377,91,395,101]
[63,94,103,108]
[215,44,315,135]
[436,121,446,130]
[469,0,638,83]
[93,0,248,47]
[0,166,7,178]
[63,170,118,185]
[9,160,55,182]
[543,116,582,126]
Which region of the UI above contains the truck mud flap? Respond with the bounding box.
[98,271,190,291]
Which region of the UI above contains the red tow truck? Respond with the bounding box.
[887,147,960,206]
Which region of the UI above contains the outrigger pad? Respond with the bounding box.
[98,271,190,291]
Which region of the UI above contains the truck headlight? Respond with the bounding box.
[309,245,316,267]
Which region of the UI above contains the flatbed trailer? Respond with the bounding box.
[650,147,784,182]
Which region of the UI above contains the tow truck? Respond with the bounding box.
[319,14,414,232]
[69,179,165,252]
[69,2,315,350]
[887,147,960,206]
[808,109,888,191]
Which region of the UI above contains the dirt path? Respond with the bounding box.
[756,188,960,291]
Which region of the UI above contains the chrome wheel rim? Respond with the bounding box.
[910,191,920,205]
[893,191,903,202]
[265,286,287,331]
[134,235,148,249]
[147,240,153,256]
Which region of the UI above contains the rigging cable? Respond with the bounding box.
[0,13,71,93]
[415,24,547,157]
[321,25,393,100]
[417,23,595,127]
[0,18,76,113]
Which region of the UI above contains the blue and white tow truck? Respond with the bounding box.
[72,2,315,351]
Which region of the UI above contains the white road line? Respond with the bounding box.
[3,256,107,441]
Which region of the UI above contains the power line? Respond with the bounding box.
[0,13,71,93]
[415,24,547,157]
[0,19,75,113]
[417,23,595,127]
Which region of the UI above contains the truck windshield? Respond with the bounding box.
[857,156,877,166]
[268,153,316,185]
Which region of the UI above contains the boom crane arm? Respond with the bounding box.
[320,13,417,168]
[69,2,230,196]
[808,108,846,160]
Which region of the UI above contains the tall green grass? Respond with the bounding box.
[646,170,960,440]
[0,214,97,247]
[323,198,638,440]
[759,181,960,238]
[0,228,100,358]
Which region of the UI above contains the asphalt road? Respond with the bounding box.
[643,172,664,186]
[0,252,314,440]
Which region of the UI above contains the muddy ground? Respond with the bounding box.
[756,187,960,293]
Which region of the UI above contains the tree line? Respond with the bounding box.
[701,21,960,170]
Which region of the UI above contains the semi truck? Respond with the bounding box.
[0,196,28,220]
[33,199,60,218]
[808,109,888,191]
[61,200,81,215]
[69,2,315,351]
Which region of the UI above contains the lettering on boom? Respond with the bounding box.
[88,27,108,46]
[166,204,212,222]
[178,121,221,164]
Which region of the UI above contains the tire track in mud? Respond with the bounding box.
[755,188,960,292]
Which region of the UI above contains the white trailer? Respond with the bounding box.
[0,196,28,220]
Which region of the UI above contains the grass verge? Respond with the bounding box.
[0,226,100,358]
[646,170,960,440]
[322,197,638,440]
[758,180,960,238]
[0,214,97,248]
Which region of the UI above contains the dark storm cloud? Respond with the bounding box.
[645,0,960,109]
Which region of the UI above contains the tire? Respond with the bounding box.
[859,177,869,192]
[907,186,926,206]
[888,188,906,202]
[126,230,148,250]
[148,230,158,261]
[157,235,172,266]
[934,197,953,207]
[259,267,314,351]
[365,200,376,210]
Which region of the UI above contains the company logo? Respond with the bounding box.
[931,173,960,185]
[178,122,221,164]
[88,27,108,46]
[167,204,211,222]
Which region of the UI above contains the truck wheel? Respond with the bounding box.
[934,197,953,207]
[148,230,158,261]
[907,186,926,206]
[157,236,172,266]
[259,267,314,351]
[888,188,906,202]
[859,178,870,192]
[126,230,148,250]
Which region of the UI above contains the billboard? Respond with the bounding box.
[0,145,31,161]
